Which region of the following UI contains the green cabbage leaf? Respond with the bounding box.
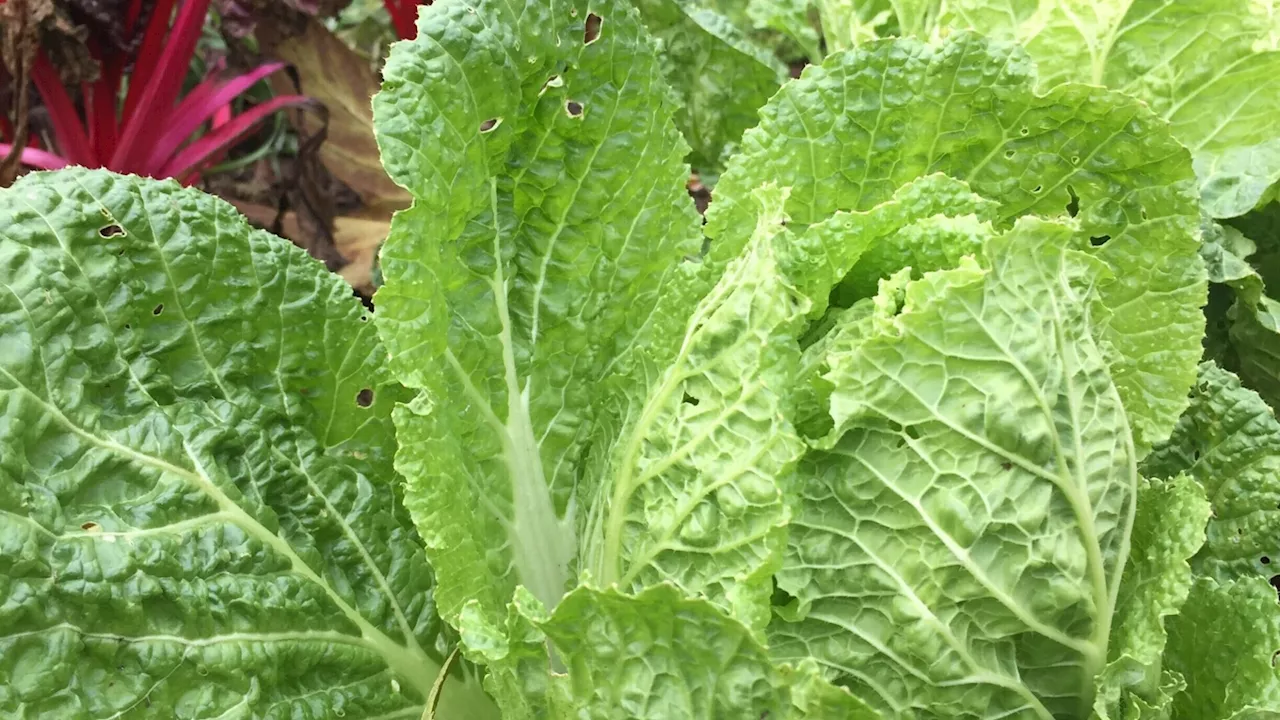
[0,169,496,719]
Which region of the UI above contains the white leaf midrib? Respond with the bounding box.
[2,624,380,649]
[483,178,574,612]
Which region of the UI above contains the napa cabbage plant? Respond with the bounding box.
[2,0,1278,718]
[716,0,1280,221]
[754,0,1280,422]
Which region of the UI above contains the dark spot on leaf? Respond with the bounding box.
[682,392,700,406]
[1271,574,1280,598]
[356,388,374,407]
[904,425,921,440]
[152,304,164,315]
[688,174,711,215]
[1065,185,1080,217]
[565,100,583,117]
[479,117,500,133]
[117,248,126,256]
[1031,185,1042,194]
[1263,556,1271,565]
[123,324,131,330]
[361,315,369,322]
[1004,149,1015,159]
[1001,462,1012,471]
[1019,126,1029,136]
[1192,449,1200,461]
[99,224,124,238]
[1273,650,1280,667]
[584,13,602,44]
[81,522,98,531]
[1089,235,1111,247]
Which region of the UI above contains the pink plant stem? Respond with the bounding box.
[31,55,97,166]
[156,94,312,179]
[0,144,69,170]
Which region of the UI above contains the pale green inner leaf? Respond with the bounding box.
[773,219,1137,719]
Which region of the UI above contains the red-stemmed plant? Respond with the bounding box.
[0,0,310,184]
[383,1,427,40]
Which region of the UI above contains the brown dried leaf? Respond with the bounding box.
[270,18,410,211]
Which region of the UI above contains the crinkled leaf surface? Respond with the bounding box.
[938,0,1280,218]
[835,210,996,305]
[455,582,866,720]
[1165,577,1280,719]
[633,0,785,173]
[796,174,999,315]
[374,0,703,625]
[811,0,894,52]
[705,32,1205,454]
[783,658,882,719]
[539,584,793,718]
[786,173,999,436]
[1196,216,1280,407]
[1201,219,1263,293]
[747,0,824,60]
[1229,295,1280,413]
[453,587,567,718]
[373,0,806,670]
[578,185,807,631]
[0,169,494,719]
[936,0,1128,88]
[1229,199,1280,270]
[1142,363,1280,584]
[753,0,942,52]
[1198,221,1249,393]
[687,0,822,61]
[885,0,941,35]
[1092,475,1209,719]
[772,219,1137,719]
